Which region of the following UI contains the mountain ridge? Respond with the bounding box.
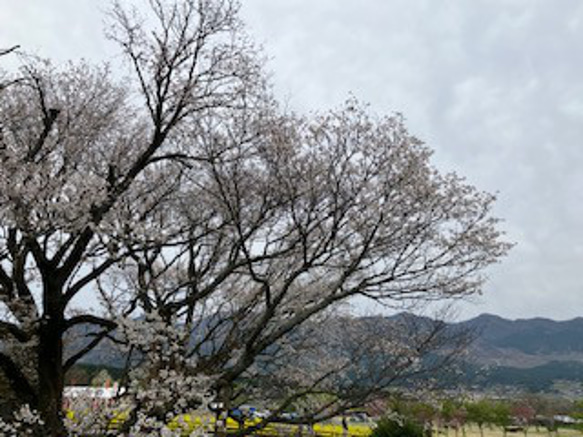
[453,313,583,368]
[68,312,583,393]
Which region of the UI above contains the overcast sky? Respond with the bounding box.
[2,1,583,321]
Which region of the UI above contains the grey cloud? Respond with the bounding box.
[242,0,583,320]
[3,1,583,319]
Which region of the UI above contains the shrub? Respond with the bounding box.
[371,417,425,437]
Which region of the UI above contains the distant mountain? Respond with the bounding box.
[68,313,583,393]
[456,314,583,368]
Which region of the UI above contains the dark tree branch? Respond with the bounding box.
[65,314,117,331]
[0,351,37,406]
[0,320,29,342]
[63,328,116,372]
[0,45,19,56]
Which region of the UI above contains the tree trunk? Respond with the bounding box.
[37,312,66,437]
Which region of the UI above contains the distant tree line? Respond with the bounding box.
[376,394,583,437]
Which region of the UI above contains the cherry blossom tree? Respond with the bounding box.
[0,0,510,435]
